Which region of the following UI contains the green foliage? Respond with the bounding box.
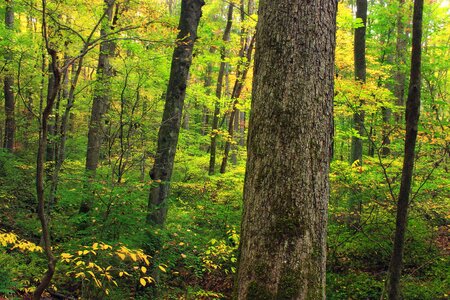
[1,0,449,299]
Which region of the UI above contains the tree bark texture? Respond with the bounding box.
[208,4,233,175]
[147,0,204,225]
[350,0,367,165]
[81,0,117,214]
[387,0,423,298]
[3,0,15,151]
[235,0,336,299]
[85,0,116,174]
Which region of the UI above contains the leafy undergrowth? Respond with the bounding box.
[1,151,449,299]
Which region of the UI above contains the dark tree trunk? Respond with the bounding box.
[208,4,233,175]
[235,0,336,298]
[386,0,423,298]
[350,0,367,165]
[3,0,15,151]
[147,0,204,225]
[81,0,117,214]
[85,0,116,174]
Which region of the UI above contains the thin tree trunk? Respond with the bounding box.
[394,0,407,123]
[3,0,15,151]
[147,0,204,225]
[49,58,83,209]
[350,0,367,165]
[208,4,233,175]
[33,1,61,297]
[219,35,255,174]
[201,62,213,137]
[386,0,423,298]
[235,0,336,298]
[220,0,255,173]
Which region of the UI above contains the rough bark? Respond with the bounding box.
[235,0,336,298]
[85,0,116,174]
[147,0,204,225]
[350,0,367,165]
[208,4,233,175]
[81,0,117,213]
[3,0,15,151]
[386,0,423,298]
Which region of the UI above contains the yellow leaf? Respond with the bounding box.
[92,242,99,250]
[117,253,126,260]
[119,271,124,277]
[158,265,166,273]
[130,253,137,262]
[141,266,147,274]
[140,278,147,287]
[87,271,96,278]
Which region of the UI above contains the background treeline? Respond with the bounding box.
[0,0,448,299]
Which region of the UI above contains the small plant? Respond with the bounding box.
[202,228,239,275]
[60,242,154,297]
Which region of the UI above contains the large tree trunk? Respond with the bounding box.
[147,0,204,225]
[386,0,423,298]
[81,0,117,213]
[3,0,15,151]
[208,4,233,175]
[85,0,116,173]
[235,0,336,298]
[350,0,367,165]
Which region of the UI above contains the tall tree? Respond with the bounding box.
[208,3,233,175]
[350,0,367,165]
[80,0,117,213]
[85,0,117,175]
[386,0,424,298]
[3,0,15,151]
[235,0,336,298]
[147,0,205,225]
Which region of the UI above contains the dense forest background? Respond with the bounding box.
[0,0,449,299]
